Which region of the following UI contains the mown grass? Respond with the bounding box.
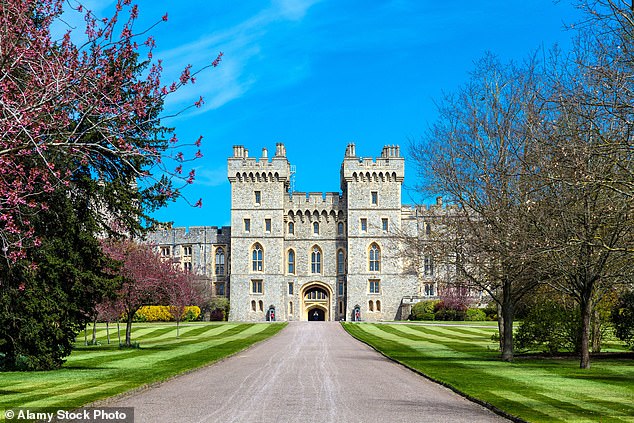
[343,322,634,423]
[0,322,286,413]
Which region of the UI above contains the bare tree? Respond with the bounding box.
[411,53,547,361]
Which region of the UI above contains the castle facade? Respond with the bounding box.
[147,143,443,322]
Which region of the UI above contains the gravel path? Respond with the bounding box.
[110,322,509,423]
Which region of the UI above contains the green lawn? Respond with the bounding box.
[0,322,286,413]
[343,322,634,423]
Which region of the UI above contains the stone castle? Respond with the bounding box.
[146,143,444,321]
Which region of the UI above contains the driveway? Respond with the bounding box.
[109,322,509,422]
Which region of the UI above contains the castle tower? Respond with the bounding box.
[340,143,416,321]
[227,144,290,321]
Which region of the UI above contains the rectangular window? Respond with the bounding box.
[338,282,344,296]
[244,218,250,232]
[182,245,192,257]
[369,279,380,294]
[288,282,294,295]
[371,191,378,205]
[382,218,388,232]
[161,246,171,257]
[183,262,192,273]
[360,218,367,232]
[255,191,261,205]
[424,256,434,276]
[251,279,263,294]
[265,219,271,232]
[217,282,225,296]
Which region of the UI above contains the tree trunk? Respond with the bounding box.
[591,309,601,353]
[84,324,88,345]
[501,301,515,362]
[91,317,97,345]
[125,312,134,346]
[496,302,504,352]
[579,294,593,369]
[106,322,110,345]
[117,322,121,345]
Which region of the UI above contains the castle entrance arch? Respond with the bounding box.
[301,282,332,321]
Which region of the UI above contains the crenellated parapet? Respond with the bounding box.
[227,143,291,186]
[340,142,405,187]
[285,191,346,221]
[144,226,231,247]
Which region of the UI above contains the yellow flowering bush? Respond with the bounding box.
[134,305,201,322]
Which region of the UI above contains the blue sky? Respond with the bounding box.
[70,1,584,227]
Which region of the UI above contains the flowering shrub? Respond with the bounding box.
[134,306,201,322]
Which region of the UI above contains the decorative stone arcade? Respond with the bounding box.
[301,282,332,321]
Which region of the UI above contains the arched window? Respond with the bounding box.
[376,300,381,312]
[258,300,264,312]
[289,302,293,315]
[252,243,263,272]
[311,246,322,274]
[369,243,380,272]
[337,222,344,235]
[288,249,295,274]
[426,222,432,236]
[313,221,319,235]
[337,250,345,274]
[288,222,294,235]
[215,247,225,275]
[369,300,374,312]
[251,300,256,311]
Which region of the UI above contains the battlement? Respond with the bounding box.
[228,143,291,182]
[285,191,345,215]
[144,226,231,246]
[341,142,404,184]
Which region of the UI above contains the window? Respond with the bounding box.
[360,218,367,232]
[371,191,378,205]
[251,300,256,311]
[216,282,225,296]
[182,245,192,257]
[244,218,251,232]
[252,243,263,272]
[369,279,380,294]
[424,255,434,276]
[313,221,319,235]
[376,300,381,312]
[425,222,432,236]
[337,221,344,235]
[287,249,295,274]
[337,250,345,274]
[338,301,343,314]
[424,283,435,296]
[338,282,344,296]
[382,218,388,232]
[161,246,171,257]
[289,302,293,315]
[255,191,261,205]
[215,247,225,275]
[265,219,271,232]
[251,279,263,294]
[288,282,294,295]
[369,300,374,312]
[305,288,327,300]
[369,243,380,272]
[258,300,264,312]
[288,222,294,235]
[311,246,322,274]
[183,262,192,272]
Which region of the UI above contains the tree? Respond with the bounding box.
[101,239,174,347]
[531,3,634,368]
[611,289,634,349]
[0,0,221,261]
[0,181,118,370]
[165,270,201,338]
[411,53,547,361]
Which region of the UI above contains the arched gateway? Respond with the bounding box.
[301,282,332,321]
